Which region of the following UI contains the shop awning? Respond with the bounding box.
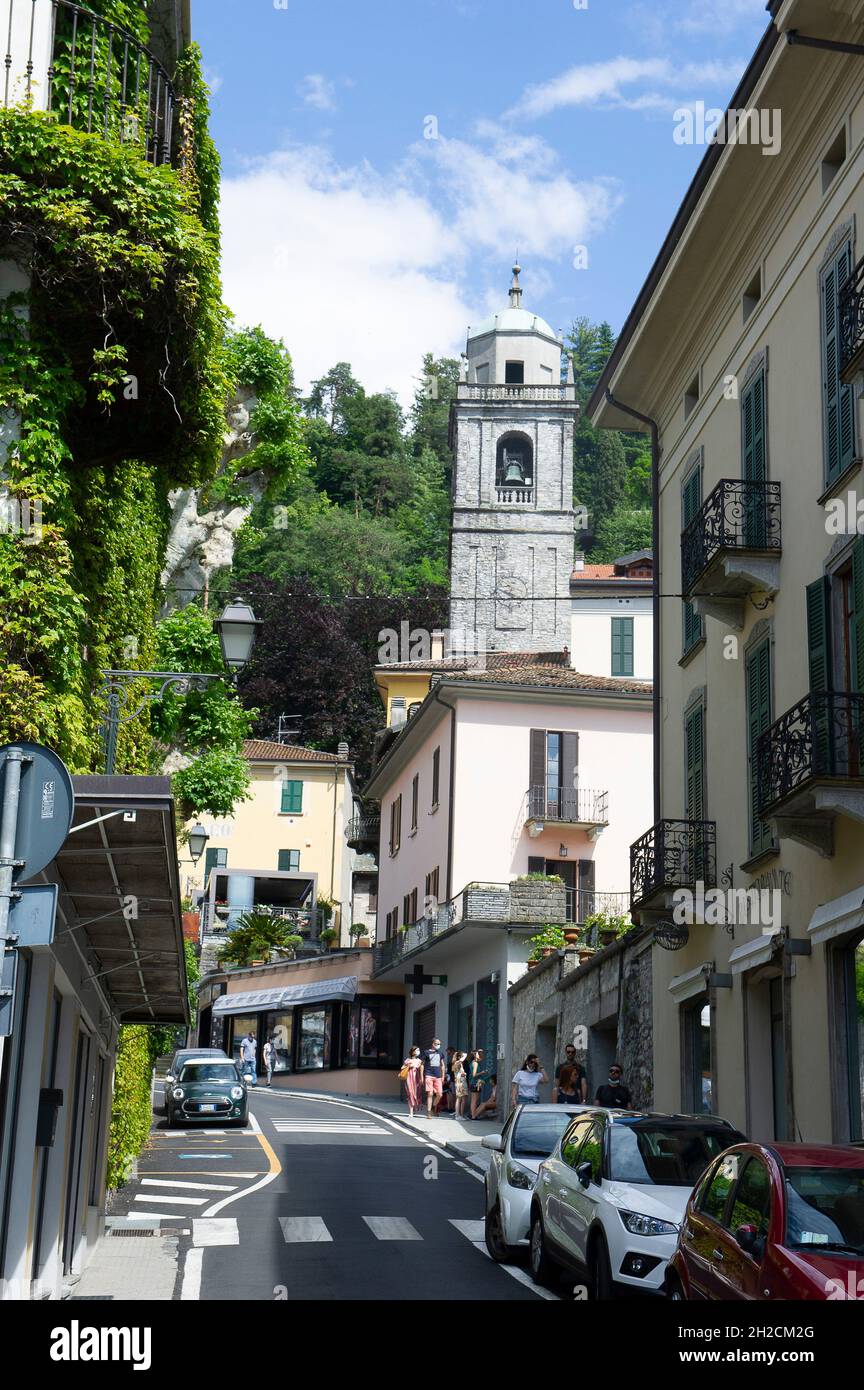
[213,975,359,1015]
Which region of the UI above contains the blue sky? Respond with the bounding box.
[194,0,771,404]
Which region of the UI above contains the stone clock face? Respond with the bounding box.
[494,574,529,630]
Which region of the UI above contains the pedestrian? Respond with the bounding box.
[510,1054,547,1108]
[452,1051,468,1118]
[595,1062,632,1109]
[239,1031,257,1084]
[263,1037,275,1087]
[442,1045,456,1113]
[400,1045,424,1118]
[469,1048,487,1120]
[553,1063,582,1105]
[552,1043,588,1103]
[421,1037,446,1117]
[474,1074,498,1119]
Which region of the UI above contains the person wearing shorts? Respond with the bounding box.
[421,1038,445,1116]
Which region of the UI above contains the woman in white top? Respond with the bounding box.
[511,1054,548,1108]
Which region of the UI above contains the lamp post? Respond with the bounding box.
[99,600,259,774]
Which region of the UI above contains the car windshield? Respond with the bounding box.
[784,1168,864,1254]
[179,1063,238,1084]
[512,1110,577,1158]
[609,1122,745,1186]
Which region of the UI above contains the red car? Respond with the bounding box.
[667,1142,864,1300]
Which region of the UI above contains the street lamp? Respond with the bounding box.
[187,824,209,863]
[98,600,260,774]
[213,599,261,672]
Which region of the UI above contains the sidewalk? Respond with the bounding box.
[266,1086,504,1176]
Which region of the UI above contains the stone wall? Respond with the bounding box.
[461,884,511,921]
[508,879,567,924]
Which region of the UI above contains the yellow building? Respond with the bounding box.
[183,739,376,946]
[590,1,864,1144]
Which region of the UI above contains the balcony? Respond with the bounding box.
[457,383,574,403]
[840,255,864,383]
[681,479,781,626]
[345,813,380,852]
[496,485,534,504]
[525,786,609,841]
[757,690,864,855]
[630,819,717,913]
[200,902,321,938]
[2,0,179,166]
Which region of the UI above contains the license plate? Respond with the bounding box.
[200,1104,217,1112]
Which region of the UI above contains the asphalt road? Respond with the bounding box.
[122,1089,551,1301]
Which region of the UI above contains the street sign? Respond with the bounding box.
[0,743,74,882]
[8,884,58,948]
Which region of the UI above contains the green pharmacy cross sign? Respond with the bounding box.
[404,964,448,996]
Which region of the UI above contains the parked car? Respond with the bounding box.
[529,1109,746,1297]
[161,1047,229,1113]
[166,1059,250,1127]
[666,1142,864,1300]
[482,1104,591,1260]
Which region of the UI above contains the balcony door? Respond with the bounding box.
[530,729,579,820]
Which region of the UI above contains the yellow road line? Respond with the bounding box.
[200,1119,282,1217]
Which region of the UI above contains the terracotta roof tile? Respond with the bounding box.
[243,739,347,763]
[442,663,652,695]
[376,650,570,673]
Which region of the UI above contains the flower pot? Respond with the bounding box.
[600,929,617,947]
[577,947,595,964]
[527,958,539,970]
[541,946,556,958]
[563,929,579,945]
[355,936,371,949]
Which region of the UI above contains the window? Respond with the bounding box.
[842,937,864,1141]
[700,1153,743,1224]
[425,866,440,910]
[280,779,303,814]
[578,1122,604,1184]
[821,126,847,195]
[389,794,402,855]
[410,773,419,832]
[278,849,300,872]
[821,238,856,488]
[203,846,227,883]
[385,907,399,939]
[684,372,700,420]
[728,1158,771,1240]
[684,702,705,823]
[297,1006,331,1071]
[808,540,864,697]
[745,639,773,856]
[431,747,441,808]
[343,997,404,1069]
[402,888,417,926]
[742,268,762,323]
[682,997,712,1115]
[741,368,767,547]
[681,465,704,654]
[529,729,578,820]
[505,360,525,385]
[495,431,534,490]
[561,1118,593,1168]
[611,616,634,677]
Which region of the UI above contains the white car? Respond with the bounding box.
[529,1109,745,1297]
[482,1104,590,1260]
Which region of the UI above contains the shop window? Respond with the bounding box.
[843,937,864,1141]
[682,997,713,1114]
[297,1006,331,1071]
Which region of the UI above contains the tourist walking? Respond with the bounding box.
[400,1045,424,1118]
[421,1037,446,1116]
[263,1037,275,1086]
[453,1051,468,1118]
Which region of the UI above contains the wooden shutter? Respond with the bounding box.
[746,641,772,855]
[852,538,864,693]
[529,729,546,817]
[742,370,767,548]
[432,747,440,806]
[577,859,595,922]
[823,242,855,484]
[806,577,833,692]
[561,732,579,818]
[685,703,705,822]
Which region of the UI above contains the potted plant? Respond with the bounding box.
[349,923,371,948]
[319,925,339,951]
[584,911,632,948]
[275,933,304,960]
[526,924,567,960]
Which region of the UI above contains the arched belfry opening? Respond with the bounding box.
[496,431,534,494]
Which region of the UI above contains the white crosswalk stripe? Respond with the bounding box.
[362,1216,423,1241]
[271,1122,387,1134]
[133,1193,208,1206]
[193,1218,239,1247]
[279,1216,333,1243]
[142,1178,237,1192]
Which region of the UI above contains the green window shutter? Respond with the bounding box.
[682,467,704,653]
[280,780,303,813]
[852,537,864,694]
[742,370,767,548]
[823,241,855,485]
[278,849,299,871]
[685,703,705,822]
[746,640,772,855]
[805,577,833,693]
[611,617,634,676]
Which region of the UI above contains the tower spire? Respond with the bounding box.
[509,259,522,308]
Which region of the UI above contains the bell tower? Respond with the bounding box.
[449,266,578,655]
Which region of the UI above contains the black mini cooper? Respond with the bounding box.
[166,1059,250,1127]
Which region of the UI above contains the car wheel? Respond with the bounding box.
[484,1202,516,1263]
[589,1232,615,1300]
[529,1211,559,1289]
[666,1272,686,1301]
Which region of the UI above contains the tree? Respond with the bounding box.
[574,425,627,542]
[217,909,303,967]
[233,502,415,597]
[409,353,460,484]
[305,361,361,429]
[591,506,653,562]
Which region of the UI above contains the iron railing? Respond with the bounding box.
[200,902,320,938]
[630,819,717,907]
[371,882,514,974]
[681,478,782,595]
[527,785,609,825]
[345,814,380,848]
[840,255,864,380]
[564,888,632,931]
[757,690,864,815]
[2,0,178,165]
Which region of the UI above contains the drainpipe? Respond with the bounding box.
[604,390,661,824]
[431,684,458,902]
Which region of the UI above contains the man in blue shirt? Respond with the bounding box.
[421,1038,445,1116]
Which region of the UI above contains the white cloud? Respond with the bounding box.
[625,0,767,44]
[508,56,747,121]
[220,133,620,405]
[298,74,338,112]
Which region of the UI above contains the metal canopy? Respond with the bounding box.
[213,976,359,1015]
[43,776,189,1025]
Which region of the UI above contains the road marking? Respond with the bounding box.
[124,1212,187,1221]
[193,1218,239,1247]
[453,1162,485,1183]
[271,1124,387,1134]
[201,1115,281,1216]
[362,1216,423,1241]
[179,1154,234,1159]
[449,1218,485,1242]
[181,1247,203,1301]
[257,1093,456,1161]
[448,1218,561,1302]
[141,1178,236,1192]
[279,1216,332,1244]
[144,1170,263,1178]
[134,1193,208,1206]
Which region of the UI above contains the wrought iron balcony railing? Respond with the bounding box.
[757,690,864,816]
[630,819,717,908]
[564,888,632,930]
[2,0,178,165]
[840,255,864,382]
[526,785,609,826]
[345,814,380,849]
[681,478,782,596]
[200,902,320,938]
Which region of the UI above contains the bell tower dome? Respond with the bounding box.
[449,266,578,655]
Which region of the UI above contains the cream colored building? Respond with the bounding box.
[183,739,375,944]
[590,0,864,1145]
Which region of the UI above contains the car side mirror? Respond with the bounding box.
[576,1161,593,1189]
[735,1223,757,1253]
[481,1134,505,1152]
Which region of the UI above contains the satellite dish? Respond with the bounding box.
[0,744,75,883]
